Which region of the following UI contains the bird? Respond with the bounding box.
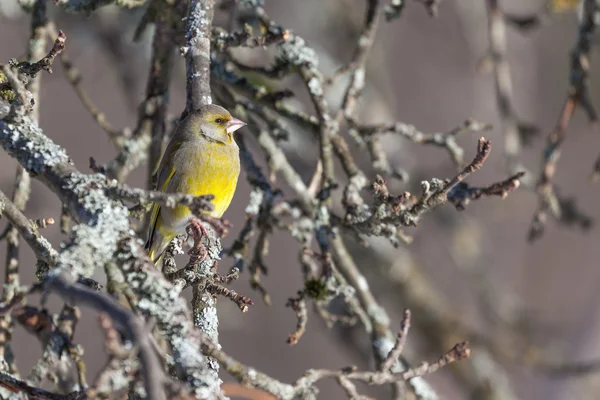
[145,104,246,265]
[547,0,581,14]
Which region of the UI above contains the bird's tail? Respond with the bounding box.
[145,204,173,267]
[146,231,173,267]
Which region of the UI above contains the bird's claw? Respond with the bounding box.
[187,219,210,261]
[185,217,233,262]
[187,219,210,239]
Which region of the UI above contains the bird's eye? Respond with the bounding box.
[215,118,224,124]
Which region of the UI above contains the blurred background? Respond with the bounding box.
[2,0,600,399]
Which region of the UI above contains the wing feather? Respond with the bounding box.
[144,140,180,256]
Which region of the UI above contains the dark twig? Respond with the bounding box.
[448,172,524,211]
[286,292,308,345]
[142,3,184,187]
[60,203,71,234]
[538,358,600,377]
[0,371,81,400]
[380,309,411,372]
[212,25,290,51]
[206,282,254,312]
[13,30,65,77]
[531,0,599,240]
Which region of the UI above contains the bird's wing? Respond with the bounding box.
[145,140,181,252]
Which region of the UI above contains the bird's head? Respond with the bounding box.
[189,104,246,144]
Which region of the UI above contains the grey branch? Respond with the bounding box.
[45,270,165,400]
[184,0,215,112]
[0,108,220,397]
[0,189,59,265]
[201,307,470,399]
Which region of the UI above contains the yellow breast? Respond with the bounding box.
[171,140,240,222]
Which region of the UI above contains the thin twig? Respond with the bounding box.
[485,0,524,171]
[356,118,492,168]
[380,309,411,372]
[530,0,599,240]
[13,30,65,77]
[47,23,129,146]
[286,292,308,345]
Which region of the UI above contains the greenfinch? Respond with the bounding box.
[547,0,580,14]
[145,105,246,264]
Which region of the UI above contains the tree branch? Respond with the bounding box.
[184,0,215,112]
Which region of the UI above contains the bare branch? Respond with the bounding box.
[0,189,59,265]
[530,0,599,240]
[380,309,411,372]
[286,292,308,345]
[356,118,492,168]
[343,138,524,245]
[13,30,65,77]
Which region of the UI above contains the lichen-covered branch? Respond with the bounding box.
[2,1,588,399]
[105,182,215,216]
[343,138,523,245]
[0,1,49,379]
[45,270,165,400]
[184,0,215,111]
[0,98,218,398]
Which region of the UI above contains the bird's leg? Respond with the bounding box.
[188,218,210,239]
[187,219,209,261]
[186,215,234,262]
[196,215,232,238]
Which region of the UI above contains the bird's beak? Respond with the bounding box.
[226,117,247,134]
